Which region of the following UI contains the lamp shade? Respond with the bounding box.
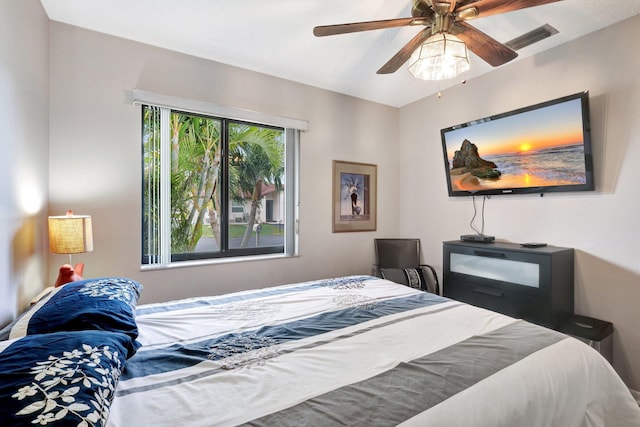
[408,33,470,81]
[48,211,93,254]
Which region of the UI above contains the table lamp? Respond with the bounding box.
[48,210,93,286]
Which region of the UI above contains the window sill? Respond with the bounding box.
[140,252,298,271]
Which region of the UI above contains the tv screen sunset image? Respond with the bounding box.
[442,97,588,194]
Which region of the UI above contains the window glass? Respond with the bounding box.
[142,105,293,266]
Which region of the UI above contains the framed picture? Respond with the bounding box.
[332,160,377,233]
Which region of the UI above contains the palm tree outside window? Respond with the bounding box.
[142,105,297,266]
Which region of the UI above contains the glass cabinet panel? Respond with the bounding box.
[450,253,540,288]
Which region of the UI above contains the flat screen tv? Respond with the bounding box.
[440,91,594,197]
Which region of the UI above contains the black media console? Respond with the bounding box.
[442,240,574,329]
[443,240,614,363]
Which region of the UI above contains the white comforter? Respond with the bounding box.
[107,276,640,426]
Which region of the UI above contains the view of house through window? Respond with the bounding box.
[142,105,291,266]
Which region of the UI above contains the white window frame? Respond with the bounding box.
[133,90,304,269]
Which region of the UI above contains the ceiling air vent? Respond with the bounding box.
[505,24,559,51]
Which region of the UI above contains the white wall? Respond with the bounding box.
[47,23,400,304]
[399,15,640,389]
[0,0,49,325]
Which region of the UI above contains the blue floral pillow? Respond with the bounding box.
[9,278,143,346]
[0,330,135,426]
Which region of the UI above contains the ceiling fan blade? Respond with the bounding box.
[313,17,428,37]
[455,0,564,20]
[454,22,518,67]
[377,27,432,74]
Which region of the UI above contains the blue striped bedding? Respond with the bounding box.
[106,275,640,426]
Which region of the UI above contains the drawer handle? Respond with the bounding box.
[472,287,503,297]
[473,250,506,258]
[572,321,594,329]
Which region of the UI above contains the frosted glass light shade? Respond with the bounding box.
[48,211,93,254]
[408,33,470,80]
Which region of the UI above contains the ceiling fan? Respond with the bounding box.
[313,0,564,76]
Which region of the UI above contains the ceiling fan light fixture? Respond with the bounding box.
[408,33,470,80]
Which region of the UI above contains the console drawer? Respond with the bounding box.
[445,278,554,326]
[443,241,574,328]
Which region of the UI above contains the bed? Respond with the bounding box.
[1,275,639,426]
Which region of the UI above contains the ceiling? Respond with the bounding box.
[40,0,640,108]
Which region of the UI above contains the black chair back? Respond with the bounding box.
[374,238,421,269]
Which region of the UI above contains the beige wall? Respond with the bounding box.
[0,0,49,324]
[47,22,400,303]
[399,15,640,389]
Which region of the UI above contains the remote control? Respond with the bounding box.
[521,242,547,248]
